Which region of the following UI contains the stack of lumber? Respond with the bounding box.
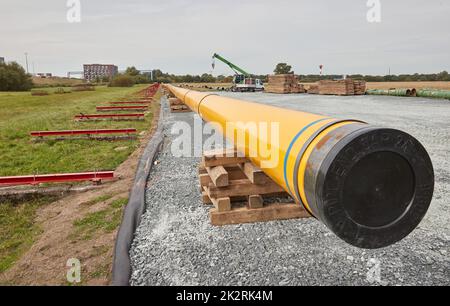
[307,84,319,94]
[265,74,305,94]
[199,148,310,226]
[353,80,367,95]
[318,79,355,96]
[169,98,191,113]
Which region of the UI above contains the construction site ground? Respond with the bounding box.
[130,93,449,286]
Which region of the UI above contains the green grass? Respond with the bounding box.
[80,194,114,207]
[0,197,56,273]
[0,85,155,176]
[0,85,156,275]
[71,198,128,241]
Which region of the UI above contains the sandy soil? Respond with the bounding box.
[300,81,450,90]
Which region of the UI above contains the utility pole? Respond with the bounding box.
[24,52,29,74]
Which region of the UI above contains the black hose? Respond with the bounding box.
[111,102,165,286]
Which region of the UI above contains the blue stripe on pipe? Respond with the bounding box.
[283,118,330,198]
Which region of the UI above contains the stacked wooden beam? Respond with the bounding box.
[353,80,367,95]
[318,79,355,96]
[199,149,310,226]
[313,79,367,96]
[265,74,305,94]
[169,98,191,113]
[307,84,319,94]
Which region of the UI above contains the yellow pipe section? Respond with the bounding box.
[164,85,434,249]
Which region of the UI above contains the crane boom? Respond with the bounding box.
[213,53,250,76]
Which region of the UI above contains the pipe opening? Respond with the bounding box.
[342,151,415,229]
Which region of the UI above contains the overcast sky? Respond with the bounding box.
[1,0,449,77]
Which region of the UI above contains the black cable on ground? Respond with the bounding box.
[111,100,165,286]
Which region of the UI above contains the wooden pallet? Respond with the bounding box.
[200,149,310,226]
[169,98,192,113]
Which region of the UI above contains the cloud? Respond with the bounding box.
[1,0,449,76]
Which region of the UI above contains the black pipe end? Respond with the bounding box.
[315,128,434,249]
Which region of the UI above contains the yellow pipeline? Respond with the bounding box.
[164,85,434,249]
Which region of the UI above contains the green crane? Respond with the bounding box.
[212,53,250,76]
[212,53,264,92]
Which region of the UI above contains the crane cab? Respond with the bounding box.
[233,75,265,92]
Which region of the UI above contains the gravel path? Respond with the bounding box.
[130,93,449,286]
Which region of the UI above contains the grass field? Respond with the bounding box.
[32,76,84,88]
[0,84,157,275]
[176,83,233,91]
[300,81,450,90]
[0,85,152,176]
[365,81,450,90]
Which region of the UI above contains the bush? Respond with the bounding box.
[55,87,71,94]
[71,84,95,92]
[109,74,135,87]
[0,62,33,91]
[31,89,50,96]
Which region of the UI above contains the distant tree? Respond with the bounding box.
[274,63,293,75]
[134,74,151,84]
[223,76,234,83]
[152,69,164,79]
[109,74,135,87]
[0,61,33,91]
[200,73,215,83]
[125,66,140,76]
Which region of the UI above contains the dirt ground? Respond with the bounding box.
[301,81,450,91]
[0,101,161,285]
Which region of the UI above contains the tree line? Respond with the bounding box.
[1,61,449,91]
[151,68,450,84]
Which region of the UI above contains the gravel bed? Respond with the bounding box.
[130,94,449,286]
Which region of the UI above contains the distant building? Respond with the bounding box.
[83,64,118,82]
[0,57,4,64]
[36,73,53,78]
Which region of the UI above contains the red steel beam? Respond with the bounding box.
[96,106,148,111]
[109,101,151,104]
[0,171,115,186]
[30,128,137,137]
[74,114,145,120]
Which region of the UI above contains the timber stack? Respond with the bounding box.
[315,79,367,96]
[353,80,367,95]
[265,74,305,94]
[199,148,310,226]
[318,79,355,96]
[169,98,191,113]
[307,84,319,94]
